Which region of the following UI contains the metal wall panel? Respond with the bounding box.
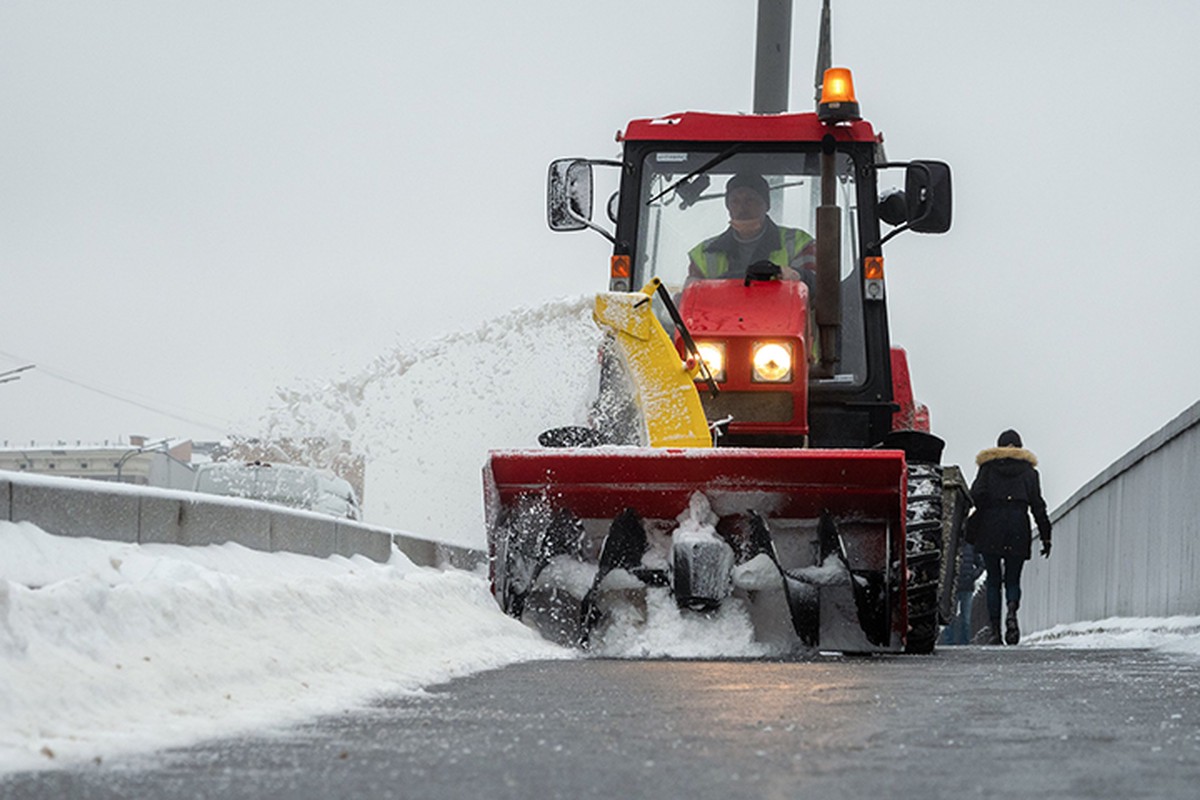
[1024,399,1200,633]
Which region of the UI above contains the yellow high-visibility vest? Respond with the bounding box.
[689,226,813,277]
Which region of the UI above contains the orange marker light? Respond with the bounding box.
[610,255,631,279]
[821,68,857,104]
[818,67,862,123]
[864,256,884,280]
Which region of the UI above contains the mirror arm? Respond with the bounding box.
[876,222,911,248]
[568,208,619,245]
[870,160,910,248]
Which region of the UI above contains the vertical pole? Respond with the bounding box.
[753,0,793,114]
[815,143,842,375]
[813,0,832,107]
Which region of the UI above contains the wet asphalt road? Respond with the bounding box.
[5,646,1200,799]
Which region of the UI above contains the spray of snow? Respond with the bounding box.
[0,522,571,774]
[265,297,604,549]
[590,587,770,659]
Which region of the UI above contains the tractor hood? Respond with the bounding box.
[678,278,809,338]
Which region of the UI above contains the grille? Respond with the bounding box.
[701,391,794,424]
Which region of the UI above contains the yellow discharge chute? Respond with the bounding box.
[592,281,712,449]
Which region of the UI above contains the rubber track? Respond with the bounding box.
[905,463,944,654]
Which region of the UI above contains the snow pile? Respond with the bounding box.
[265,297,604,550]
[1024,615,1200,658]
[0,522,570,774]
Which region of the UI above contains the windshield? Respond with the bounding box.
[196,465,316,509]
[636,148,866,384]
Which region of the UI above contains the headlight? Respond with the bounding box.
[695,341,726,382]
[752,342,793,382]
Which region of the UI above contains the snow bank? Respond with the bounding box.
[4,515,1199,774]
[265,296,604,549]
[0,522,571,774]
[1024,615,1200,658]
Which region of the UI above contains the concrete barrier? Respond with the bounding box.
[0,471,484,569]
[437,542,488,571]
[336,521,396,564]
[177,498,273,551]
[138,494,184,545]
[271,513,338,559]
[10,479,140,543]
[0,476,10,522]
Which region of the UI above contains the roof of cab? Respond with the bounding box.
[620,111,879,144]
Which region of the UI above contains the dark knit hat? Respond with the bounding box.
[997,429,1023,448]
[726,173,771,208]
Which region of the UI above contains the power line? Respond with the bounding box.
[0,349,239,435]
[0,364,35,385]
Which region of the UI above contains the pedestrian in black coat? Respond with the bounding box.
[969,429,1052,645]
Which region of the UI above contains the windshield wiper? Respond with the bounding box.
[646,144,743,205]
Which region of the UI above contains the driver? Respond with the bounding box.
[687,173,816,285]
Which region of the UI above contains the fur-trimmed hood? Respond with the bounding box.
[975,446,1038,468]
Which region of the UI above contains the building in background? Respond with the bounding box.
[0,436,196,490]
[0,435,365,501]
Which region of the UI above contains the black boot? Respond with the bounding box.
[986,618,1002,645]
[1005,601,1020,645]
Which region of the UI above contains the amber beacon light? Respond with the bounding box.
[818,67,861,122]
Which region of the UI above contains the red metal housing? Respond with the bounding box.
[677,279,810,440]
[621,111,880,144]
[486,447,906,523]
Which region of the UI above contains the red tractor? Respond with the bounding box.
[484,13,969,655]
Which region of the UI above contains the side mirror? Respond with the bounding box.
[905,160,952,233]
[547,159,594,232]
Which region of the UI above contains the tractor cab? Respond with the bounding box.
[549,87,951,449]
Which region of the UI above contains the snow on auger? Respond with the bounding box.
[484,1,971,654]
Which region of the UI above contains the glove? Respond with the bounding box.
[1040,539,1052,558]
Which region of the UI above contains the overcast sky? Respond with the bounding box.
[3,1,1200,512]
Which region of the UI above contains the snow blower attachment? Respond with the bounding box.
[486,446,908,652]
